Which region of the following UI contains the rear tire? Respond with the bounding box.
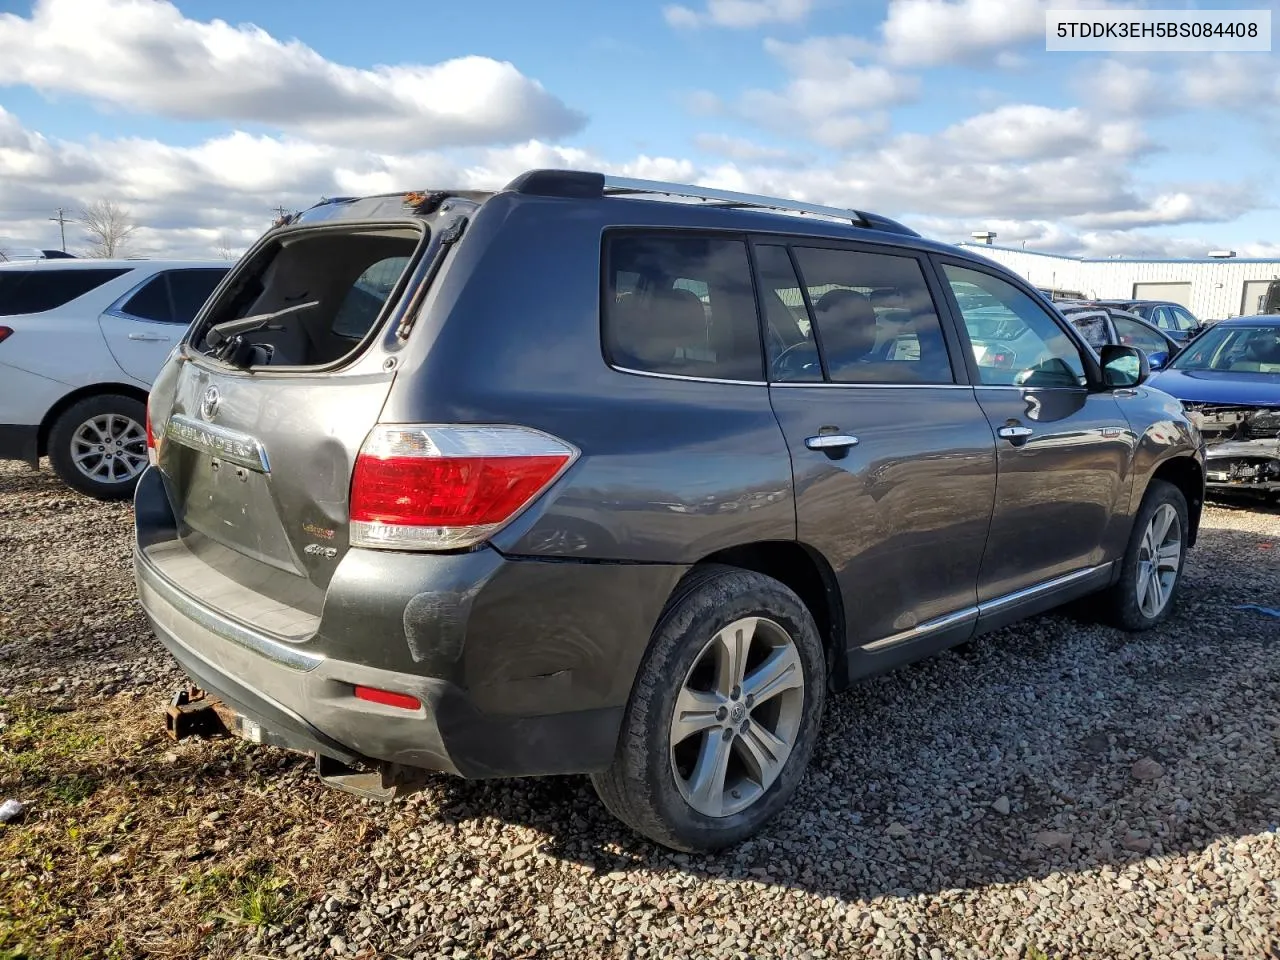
[1099,479,1188,631]
[591,565,826,852]
[47,394,149,500]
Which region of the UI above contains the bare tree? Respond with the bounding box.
[80,200,139,258]
[215,232,236,260]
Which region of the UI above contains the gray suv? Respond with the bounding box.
[134,170,1205,851]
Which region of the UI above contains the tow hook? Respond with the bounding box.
[164,686,230,741]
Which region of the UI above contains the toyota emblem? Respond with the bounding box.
[199,385,221,422]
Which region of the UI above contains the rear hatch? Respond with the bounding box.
[144,216,435,638]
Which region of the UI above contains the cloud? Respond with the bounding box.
[1075,59,1171,116]
[0,0,585,150]
[939,105,1151,161]
[0,99,1260,265]
[664,0,813,29]
[693,133,800,163]
[879,0,1125,67]
[1180,53,1280,112]
[734,36,918,147]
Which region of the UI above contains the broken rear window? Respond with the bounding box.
[194,227,422,368]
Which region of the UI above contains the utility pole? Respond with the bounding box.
[49,207,70,252]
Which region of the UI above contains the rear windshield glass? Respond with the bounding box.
[194,228,420,368]
[602,233,763,381]
[0,268,131,316]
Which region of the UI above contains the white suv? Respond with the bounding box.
[0,258,229,497]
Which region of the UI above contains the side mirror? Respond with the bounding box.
[1099,344,1150,388]
[1147,350,1169,371]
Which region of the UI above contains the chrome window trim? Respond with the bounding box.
[609,364,767,386]
[770,380,971,390]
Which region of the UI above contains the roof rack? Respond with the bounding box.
[502,169,920,238]
[602,174,879,226]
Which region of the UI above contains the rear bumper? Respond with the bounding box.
[137,543,632,777]
[0,424,38,467]
[132,466,685,778]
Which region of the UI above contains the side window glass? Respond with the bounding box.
[1172,307,1198,331]
[791,246,954,384]
[943,265,1086,388]
[0,268,131,317]
[121,275,174,323]
[167,269,227,324]
[1070,313,1109,349]
[332,256,411,340]
[755,245,821,382]
[1151,306,1174,331]
[603,234,762,381]
[1112,317,1166,354]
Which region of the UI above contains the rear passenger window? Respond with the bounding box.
[121,275,174,323]
[0,268,131,317]
[168,269,227,323]
[603,234,763,381]
[790,247,954,384]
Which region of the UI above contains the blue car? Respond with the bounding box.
[1148,315,1280,499]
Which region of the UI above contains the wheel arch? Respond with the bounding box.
[38,382,149,458]
[1149,456,1203,547]
[692,540,848,691]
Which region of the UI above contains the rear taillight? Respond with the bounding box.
[0,326,12,344]
[349,424,578,551]
[145,402,159,465]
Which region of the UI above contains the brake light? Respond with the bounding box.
[145,403,157,465]
[0,326,12,344]
[353,685,422,711]
[349,424,578,551]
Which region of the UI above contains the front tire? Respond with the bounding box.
[591,565,826,852]
[47,394,149,500]
[1100,479,1188,631]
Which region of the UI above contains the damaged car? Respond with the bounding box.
[1149,315,1280,501]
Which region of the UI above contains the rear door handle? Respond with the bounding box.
[805,434,860,451]
[997,425,1034,441]
[128,333,171,342]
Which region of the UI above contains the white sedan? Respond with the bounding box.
[0,258,229,497]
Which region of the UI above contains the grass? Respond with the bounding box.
[0,693,380,958]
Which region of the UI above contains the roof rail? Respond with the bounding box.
[501,169,920,238]
[601,175,921,237]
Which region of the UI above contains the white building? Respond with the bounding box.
[955,243,1280,321]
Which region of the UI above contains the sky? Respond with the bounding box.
[0,0,1277,260]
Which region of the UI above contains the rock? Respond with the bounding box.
[1034,831,1073,851]
[329,937,347,954]
[991,797,1011,816]
[886,822,910,838]
[1123,833,1154,854]
[1131,758,1165,781]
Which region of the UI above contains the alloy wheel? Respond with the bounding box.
[668,616,805,818]
[70,413,148,485]
[1136,503,1181,618]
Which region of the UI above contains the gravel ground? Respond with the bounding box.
[1,459,1279,959]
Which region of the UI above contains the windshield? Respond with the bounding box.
[1170,324,1280,373]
